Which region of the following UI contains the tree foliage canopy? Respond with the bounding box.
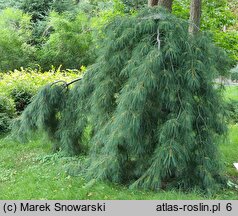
[13,7,231,193]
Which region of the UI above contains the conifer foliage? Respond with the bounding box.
[14,7,230,193]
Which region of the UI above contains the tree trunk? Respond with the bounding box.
[148,0,173,12]
[189,0,202,35]
[148,0,159,7]
[158,0,173,12]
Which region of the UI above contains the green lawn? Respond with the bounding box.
[0,86,238,200]
[0,126,237,200]
[223,85,238,101]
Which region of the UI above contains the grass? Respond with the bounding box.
[223,85,238,101]
[0,137,205,200]
[0,86,237,200]
[0,127,237,200]
[221,125,238,177]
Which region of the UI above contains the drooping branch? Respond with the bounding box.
[65,77,82,87]
[51,77,82,89]
[51,80,68,87]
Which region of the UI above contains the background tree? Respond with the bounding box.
[0,8,35,71]
[19,0,77,46]
[158,0,173,12]
[148,0,158,7]
[189,0,202,34]
[19,0,75,22]
[38,12,94,70]
[148,0,173,11]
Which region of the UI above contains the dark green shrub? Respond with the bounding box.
[0,95,15,133]
[10,88,34,114]
[230,64,238,81]
[226,100,238,123]
[230,72,238,81]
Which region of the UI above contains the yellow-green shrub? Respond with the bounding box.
[0,67,82,114]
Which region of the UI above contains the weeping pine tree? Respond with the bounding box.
[13,7,230,193]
